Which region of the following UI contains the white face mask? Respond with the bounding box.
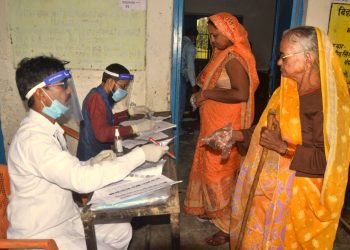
[112,88,128,102]
[41,89,69,119]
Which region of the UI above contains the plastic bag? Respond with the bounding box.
[90,187,171,211]
[190,94,197,111]
[202,123,234,160]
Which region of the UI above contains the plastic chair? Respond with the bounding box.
[0,164,59,249]
[61,124,80,140]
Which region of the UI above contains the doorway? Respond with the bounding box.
[170,0,302,158]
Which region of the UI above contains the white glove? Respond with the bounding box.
[90,150,117,165]
[131,120,156,133]
[141,144,169,162]
[129,105,152,116]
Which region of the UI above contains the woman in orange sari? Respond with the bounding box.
[183,12,259,245]
[226,26,350,249]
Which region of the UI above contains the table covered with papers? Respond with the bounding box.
[88,160,181,211]
[81,158,180,250]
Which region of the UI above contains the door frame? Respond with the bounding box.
[170,0,184,164]
[268,0,305,95]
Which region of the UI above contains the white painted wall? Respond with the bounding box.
[0,1,26,154]
[304,0,350,32]
[0,0,173,155]
[304,0,332,32]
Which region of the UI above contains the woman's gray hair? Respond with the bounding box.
[283,26,319,65]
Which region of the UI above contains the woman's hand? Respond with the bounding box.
[259,117,287,154]
[194,90,207,107]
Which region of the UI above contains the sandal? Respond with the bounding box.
[205,231,230,246]
[196,214,211,222]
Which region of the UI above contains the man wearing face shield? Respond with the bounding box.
[77,63,155,161]
[7,56,168,250]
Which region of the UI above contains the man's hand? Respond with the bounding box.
[90,150,117,165]
[259,117,287,154]
[131,120,156,134]
[141,144,169,162]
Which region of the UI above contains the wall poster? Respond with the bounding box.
[328,2,350,87]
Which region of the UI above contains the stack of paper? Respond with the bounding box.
[121,118,176,134]
[142,120,176,133]
[88,160,181,210]
[88,175,180,205]
[122,131,169,149]
[121,117,176,149]
[124,160,166,180]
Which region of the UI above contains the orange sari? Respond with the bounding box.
[230,28,350,249]
[184,12,259,233]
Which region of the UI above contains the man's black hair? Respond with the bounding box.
[102,63,130,83]
[16,55,67,108]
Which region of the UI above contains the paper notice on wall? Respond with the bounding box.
[328,3,350,87]
[119,0,146,11]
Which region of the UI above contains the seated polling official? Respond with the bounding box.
[7,56,167,250]
[77,63,155,161]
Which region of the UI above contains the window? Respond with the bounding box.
[196,17,211,59]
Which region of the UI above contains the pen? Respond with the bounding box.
[148,137,176,160]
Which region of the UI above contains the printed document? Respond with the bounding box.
[88,175,181,205]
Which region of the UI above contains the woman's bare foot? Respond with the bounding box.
[205,230,229,246]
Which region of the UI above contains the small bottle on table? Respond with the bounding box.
[114,129,124,156]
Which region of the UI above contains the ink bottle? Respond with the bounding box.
[114,129,124,156]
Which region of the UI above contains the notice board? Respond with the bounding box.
[6,0,146,70]
[328,2,350,86]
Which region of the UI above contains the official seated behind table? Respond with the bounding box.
[7,55,168,250]
[77,63,156,161]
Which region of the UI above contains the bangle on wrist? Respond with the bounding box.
[281,141,297,158]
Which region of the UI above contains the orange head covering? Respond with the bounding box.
[210,12,252,58]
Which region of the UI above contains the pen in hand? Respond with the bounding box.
[148,137,176,160]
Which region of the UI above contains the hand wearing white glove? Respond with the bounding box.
[131,120,156,134]
[90,150,117,165]
[141,144,169,162]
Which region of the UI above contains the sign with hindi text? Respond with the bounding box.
[328,3,350,87]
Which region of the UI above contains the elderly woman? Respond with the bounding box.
[183,12,259,245]
[221,26,350,249]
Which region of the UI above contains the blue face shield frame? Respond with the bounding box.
[25,70,72,99]
[117,74,134,81]
[104,69,134,81]
[43,70,72,86]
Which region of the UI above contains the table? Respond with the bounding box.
[80,158,180,250]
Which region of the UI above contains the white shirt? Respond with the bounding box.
[7,110,145,238]
[181,36,197,87]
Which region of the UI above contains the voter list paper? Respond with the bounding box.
[88,175,181,205]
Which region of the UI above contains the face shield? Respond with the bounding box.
[104,69,134,105]
[104,69,134,82]
[25,69,83,123]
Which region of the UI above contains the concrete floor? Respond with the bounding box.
[128,119,350,250]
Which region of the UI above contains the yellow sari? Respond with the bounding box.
[230,28,350,249]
